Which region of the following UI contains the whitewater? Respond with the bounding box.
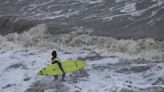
[0,0,164,92]
[0,24,164,92]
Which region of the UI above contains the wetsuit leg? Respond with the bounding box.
[54,75,58,80]
[57,62,65,81]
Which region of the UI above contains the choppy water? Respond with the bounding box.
[0,0,164,60]
[0,0,164,39]
[0,0,163,67]
[0,1,164,92]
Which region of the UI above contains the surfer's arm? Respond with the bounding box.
[51,60,57,64]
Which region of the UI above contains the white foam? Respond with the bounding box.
[76,0,104,4]
[88,0,104,4]
[115,0,124,3]
[0,24,163,61]
[120,3,141,16]
[120,0,163,16]
[0,49,164,92]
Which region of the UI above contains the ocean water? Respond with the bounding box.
[0,0,164,39]
[0,0,164,92]
[0,24,163,60]
[0,0,163,60]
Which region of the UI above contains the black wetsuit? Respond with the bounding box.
[52,57,65,81]
[57,62,65,80]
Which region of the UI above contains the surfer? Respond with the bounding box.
[51,50,65,81]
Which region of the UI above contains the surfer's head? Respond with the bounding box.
[52,50,57,57]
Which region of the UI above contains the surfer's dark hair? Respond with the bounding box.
[52,50,57,57]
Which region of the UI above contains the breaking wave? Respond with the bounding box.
[0,16,39,35]
[0,24,164,60]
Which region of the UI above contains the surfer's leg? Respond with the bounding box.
[60,66,65,81]
[57,63,65,73]
[60,67,65,81]
[57,63,66,81]
[61,73,65,81]
[54,75,58,80]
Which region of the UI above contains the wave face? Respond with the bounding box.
[0,24,163,61]
[0,0,164,39]
[0,16,39,35]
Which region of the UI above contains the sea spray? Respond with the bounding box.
[0,24,163,60]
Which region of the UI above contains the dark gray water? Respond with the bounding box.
[0,1,164,92]
[0,0,164,40]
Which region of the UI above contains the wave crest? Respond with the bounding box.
[0,24,163,60]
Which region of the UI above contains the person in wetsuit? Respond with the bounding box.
[51,50,65,81]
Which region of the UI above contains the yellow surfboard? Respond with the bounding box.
[37,60,86,76]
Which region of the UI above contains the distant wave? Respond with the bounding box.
[0,24,163,61]
[0,16,39,35]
